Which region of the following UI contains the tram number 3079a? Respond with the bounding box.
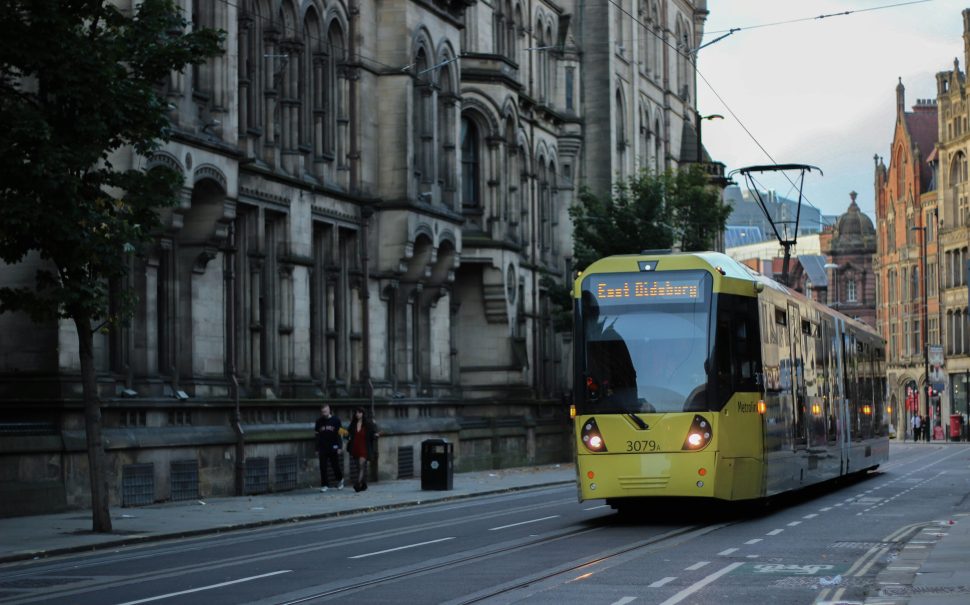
[625,440,660,452]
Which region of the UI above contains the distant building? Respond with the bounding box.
[725,232,821,265]
[723,225,765,249]
[821,192,877,328]
[722,184,826,251]
[725,193,877,319]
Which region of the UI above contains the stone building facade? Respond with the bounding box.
[933,11,970,432]
[0,0,714,514]
[874,83,940,436]
[582,0,712,193]
[874,10,970,439]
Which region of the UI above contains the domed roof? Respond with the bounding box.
[831,191,876,253]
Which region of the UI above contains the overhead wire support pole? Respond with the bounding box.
[727,164,823,288]
[691,29,739,54]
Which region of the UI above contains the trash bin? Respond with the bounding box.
[950,414,963,441]
[421,439,453,490]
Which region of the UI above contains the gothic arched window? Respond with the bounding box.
[412,46,434,194]
[615,89,626,178]
[461,117,480,209]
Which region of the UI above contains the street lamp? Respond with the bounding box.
[696,114,724,163]
[824,262,840,309]
[912,225,930,442]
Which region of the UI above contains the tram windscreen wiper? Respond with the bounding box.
[627,413,648,429]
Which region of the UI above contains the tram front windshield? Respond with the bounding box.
[579,270,712,414]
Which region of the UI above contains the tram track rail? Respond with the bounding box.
[275,522,728,604]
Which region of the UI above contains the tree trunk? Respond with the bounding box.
[74,312,113,532]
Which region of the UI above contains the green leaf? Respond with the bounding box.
[0,0,223,323]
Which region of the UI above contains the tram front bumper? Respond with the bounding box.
[577,450,719,500]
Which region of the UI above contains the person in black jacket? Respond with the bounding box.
[314,405,344,492]
[346,407,380,492]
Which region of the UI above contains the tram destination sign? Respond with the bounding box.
[585,272,708,305]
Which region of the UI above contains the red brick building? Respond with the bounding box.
[874,80,939,436]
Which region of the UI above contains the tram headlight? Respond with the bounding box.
[581,417,608,452]
[682,414,712,451]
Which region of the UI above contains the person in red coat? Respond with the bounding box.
[346,407,380,491]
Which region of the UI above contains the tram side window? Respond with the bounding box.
[822,318,837,443]
[873,348,889,437]
[860,342,873,439]
[714,295,762,405]
[848,338,863,440]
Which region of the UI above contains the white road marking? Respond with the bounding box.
[609,598,636,605]
[820,507,833,512]
[349,537,455,559]
[766,529,784,536]
[717,547,738,556]
[489,515,559,531]
[113,570,292,605]
[787,521,802,527]
[744,538,762,545]
[584,505,610,510]
[649,577,677,587]
[658,562,744,605]
[685,561,710,571]
[803,513,818,519]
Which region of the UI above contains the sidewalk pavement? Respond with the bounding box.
[2,464,967,605]
[0,464,576,564]
[865,513,970,605]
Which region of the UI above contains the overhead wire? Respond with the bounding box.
[605,0,927,225]
[706,0,935,36]
[602,0,852,224]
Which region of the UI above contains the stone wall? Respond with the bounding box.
[0,399,570,516]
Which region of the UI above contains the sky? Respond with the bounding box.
[697,0,967,226]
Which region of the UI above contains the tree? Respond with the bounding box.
[569,165,731,271]
[0,1,222,532]
[569,168,674,271]
[667,164,733,253]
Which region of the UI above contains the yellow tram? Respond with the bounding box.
[573,251,888,508]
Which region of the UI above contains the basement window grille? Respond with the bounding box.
[122,463,155,507]
[397,446,414,479]
[245,457,270,495]
[275,455,297,491]
[170,459,199,501]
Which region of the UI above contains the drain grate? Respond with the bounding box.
[772,576,864,589]
[830,541,894,549]
[883,585,970,596]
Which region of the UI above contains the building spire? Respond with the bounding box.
[896,77,905,117]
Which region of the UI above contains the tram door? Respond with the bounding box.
[787,303,808,447]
